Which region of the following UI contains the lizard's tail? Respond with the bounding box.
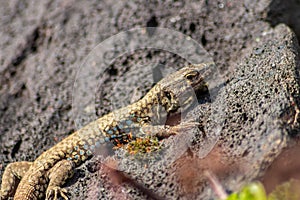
[14,184,39,200]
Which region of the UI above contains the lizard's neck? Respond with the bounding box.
[128,85,168,124]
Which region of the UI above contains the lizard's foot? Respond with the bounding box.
[1,188,13,200]
[168,121,200,135]
[171,122,200,133]
[0,192,6,200]
[0,191,6,200]
[46,186,68,200]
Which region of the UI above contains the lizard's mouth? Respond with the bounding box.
[166,95,197,125]
[179,80,209,112]
[193,79,208,92]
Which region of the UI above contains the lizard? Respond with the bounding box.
[0,62,212,200]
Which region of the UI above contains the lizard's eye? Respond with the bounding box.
[164,91,172,101]
[185,70,199,81]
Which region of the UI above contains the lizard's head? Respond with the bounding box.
[158,63,209,114]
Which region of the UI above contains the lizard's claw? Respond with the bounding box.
[46,186,68,200]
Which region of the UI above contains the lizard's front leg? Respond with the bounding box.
[0,161,32,199]
[140,121,200,139]
[45,160,74,200]
[125,122,199,154]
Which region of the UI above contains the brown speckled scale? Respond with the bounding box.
[0,63,212,200]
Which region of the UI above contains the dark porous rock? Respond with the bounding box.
[212,23,300,194]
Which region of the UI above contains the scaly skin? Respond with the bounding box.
[0,62,212,200]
